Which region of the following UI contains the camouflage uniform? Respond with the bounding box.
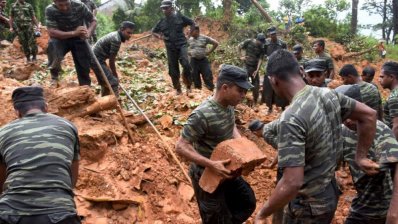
[182,97,256,223]
[239,39,264,103]
[152,12,194,91]
[0,6,8,40]
[341,120,398,224]
[358,81,383,120]
[316,52,334,77]
[0,112,80,224]
[276,85,356,223]
[91,31,124,96]
[188,34,217,90]
[297,57,309,67]
[263,38,289,109]
[81,0,97,43]
[10,1,37,58]
[383,88,398,129]
[45,0,94,85]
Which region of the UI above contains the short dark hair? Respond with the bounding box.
[339,64,359,77]
[382,61,398,78]
[193,25,200,31]
[216,79,235,90]
[14,100,46,116]
[266,49,301,80]
[362,66,375,77]
[120,21,135,30]
[313,40,325,48]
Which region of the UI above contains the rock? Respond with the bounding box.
[178,183,194,202]
[120,169,131,181]
[176,213,195,223]
[158,115,173,129]
[112,202,129,211]
[154,220,164,224]
[94,218,108,224]
[199,137,266,193]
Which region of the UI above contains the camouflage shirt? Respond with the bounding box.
[278,86,355,201]
[262,120,278,149]
[358,81,382,119]
[152,12,194,48]
[81,0,97,13]
[0,112,80,215]
[10,1,34,27]
[93,31,124,62]
[384,87,398,129]
[181,97,235,159]
[188,34,216,59]
[45,0,94,32]
[0,7,7,26]
[264,38,287,57]
[239,39,264,67]
[316,52,334,70]
[297,57,309,67]
[341,120,398,218]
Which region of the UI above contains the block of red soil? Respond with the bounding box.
[199,137,266,193]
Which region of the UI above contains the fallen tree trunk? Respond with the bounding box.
[251,0,273,23]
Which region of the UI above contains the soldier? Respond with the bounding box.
[0,0,9,40]
[380,61,398,139]
[188,25,218,91]
[45,0,97,88]
[313,39,335,79]
[292,44,308,67]
[339,64,383,120]
[152,0,195,95]
[254,50,378,224]
[9,0,39,63]
[0,86,80,224]
[362,66,377,86]
[335,85,398,224]
[176,65,256,223]
[304,59,330,87]
[262,26,288,114]
[81,0,97,43]
[238,33,265,105]
[91,21,135,96]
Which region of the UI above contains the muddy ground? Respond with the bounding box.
[0,18,391,223]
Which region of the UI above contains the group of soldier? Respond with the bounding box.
[0,0,398,224]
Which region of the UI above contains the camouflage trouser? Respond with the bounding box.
[90,58,119,96]
[345,212,386,224]
[283,178,339,224]
[47,37,91,86]
[246,65,260,103]
[190,57,214,90]
[189,164,256,224]
[0,212,81,224]
[165,44,192,90]
[16,25,37,57]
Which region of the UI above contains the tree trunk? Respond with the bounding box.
[250,0,273,23]
[393,0,398,44]
[382,0,387,40]
[351,0,359,34]
[222,0,232,30]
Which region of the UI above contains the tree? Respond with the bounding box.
[362,0,393,42]
[351,0,359,33]
[325,0,351,20]
[393,0,398,43]
[279,0,311,16]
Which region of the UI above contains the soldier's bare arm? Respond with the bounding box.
[348,101,378,175]
[48,27,82,39]
[0,163,5,194]
[176,137,232,178]
[87,19,97,37]
[255,166,304,222]
[109,54,118,79]
[206,38,218,55]
[233,125,241,138]
[71,160,79,188]
[387,164,398,224]
[392,117,398,140]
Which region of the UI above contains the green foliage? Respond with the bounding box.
[303,7,337,37]
[386,44,398,61]
[133,0,163,32]
[96,12,115,38]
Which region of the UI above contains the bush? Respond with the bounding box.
[96,12,115,38]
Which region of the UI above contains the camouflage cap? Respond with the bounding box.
[304,59,327,73]
[256,33,266,43]
[292,44,303,54]
[335,84,362,102]
[12,86,45,104]
[160,0,173,8]
[248,119,264,131]
[218,64,254,90]
[267,26,277,34]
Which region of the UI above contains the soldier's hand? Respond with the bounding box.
[265,156,278,169]
[9,28,14,33]
[75,26,88,39]
[209,159,233,179]
[356,158,380,175]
